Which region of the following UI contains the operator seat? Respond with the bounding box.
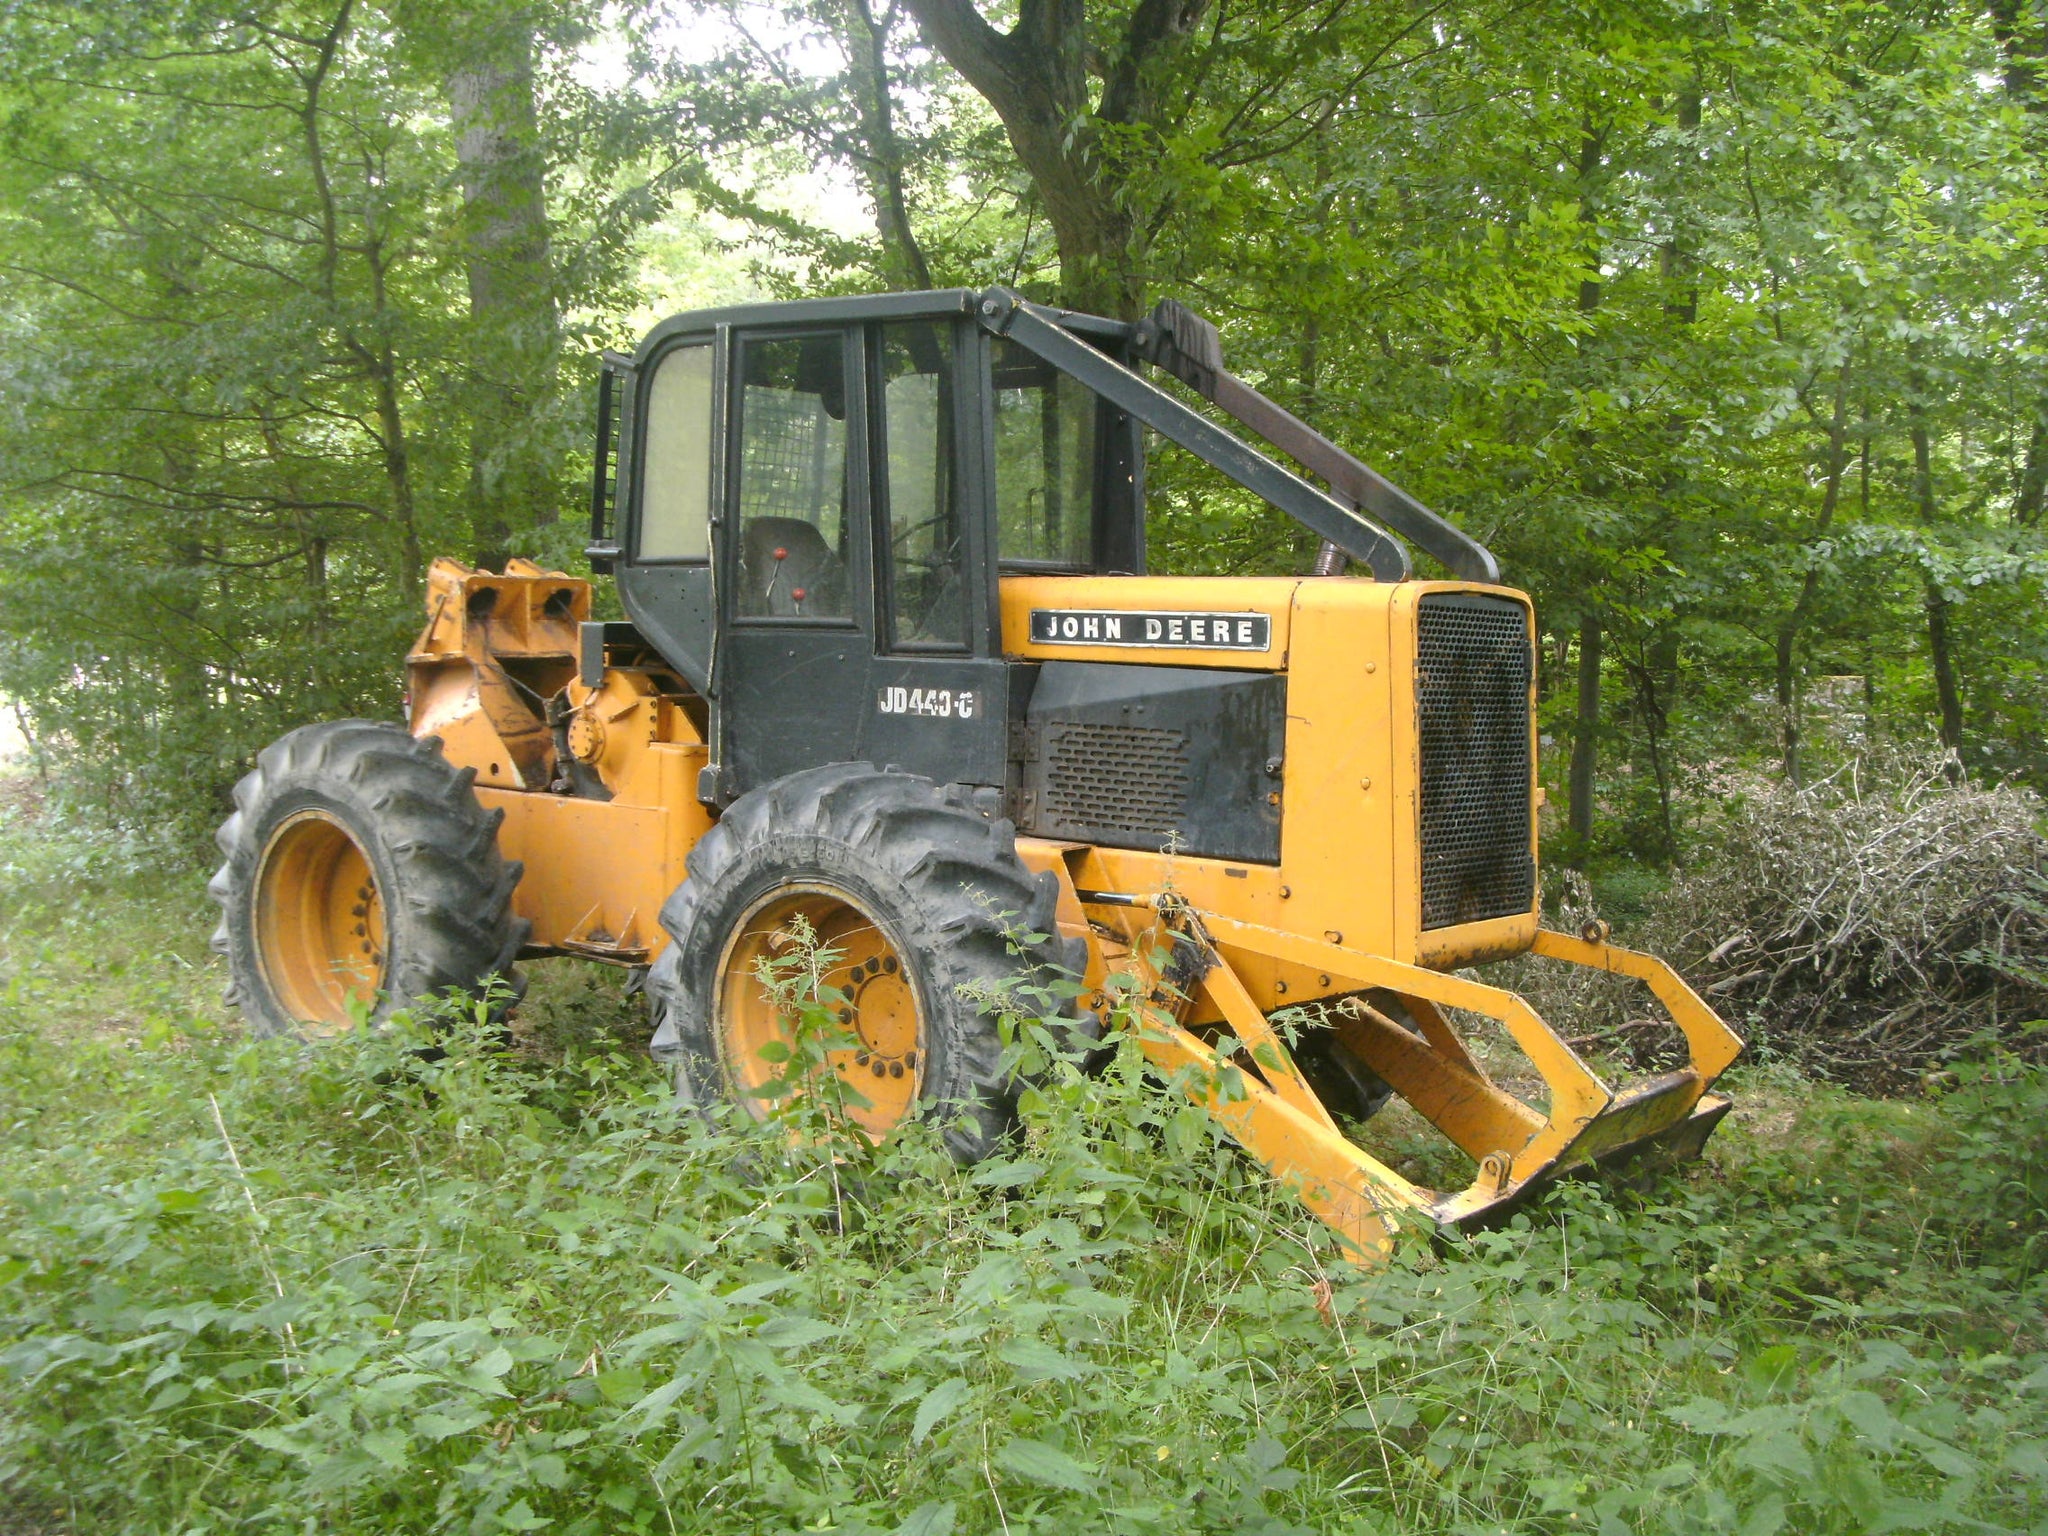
[739,517,846,618]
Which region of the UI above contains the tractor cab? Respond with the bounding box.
[589,293,1146,802]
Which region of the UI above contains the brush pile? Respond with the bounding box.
[1646,749,2048,1092]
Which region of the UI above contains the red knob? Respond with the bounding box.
[791,587,807,602]
[773,546,788,560]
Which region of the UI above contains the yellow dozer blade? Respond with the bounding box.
[1082,893,1743,1262]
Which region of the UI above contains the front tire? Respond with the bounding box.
[646,764,1084,1161]
[209,721,527,1037]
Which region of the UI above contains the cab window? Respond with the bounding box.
[733,333,852,620]
[877,322,966,649]
[991,336,1098,569]
[636,342,713,561]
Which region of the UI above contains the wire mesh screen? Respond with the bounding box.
[1415,593,1536,929]
[738,386,842,534]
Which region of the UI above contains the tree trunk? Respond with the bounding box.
[444,16,559,567]
[256,411,332,693]
[2015,416,2046,526]
[1990,0,2048,113]
[1660,86,1701,325]
[351,213,424,598]
[1547,627,1572,701]
[1773,623,1802,784]
[1909,405,1965,754]
[1636,625,1679,857]
[372,361,424,598]
[1774,361,1853,785]
[1990,0,2048,532]
[1924,586,1964,754]
[902,0,1208,316]
[837,0,932,290]
[9,701,48,787]
[1568,612,1602,852]
[1562,112,1609,857]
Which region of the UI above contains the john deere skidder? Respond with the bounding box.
[211,286,1742,1257]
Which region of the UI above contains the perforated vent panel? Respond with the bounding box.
[1041,721,1190,842]
[1016,662,1285,863]
[1416,594,1535,929]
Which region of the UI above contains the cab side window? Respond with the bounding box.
[877,322,965,649]
[636,343,713,561]
[991,335,1097,569]
[734,333,851,620]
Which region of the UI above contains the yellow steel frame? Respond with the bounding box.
[1083,893,1742,1260]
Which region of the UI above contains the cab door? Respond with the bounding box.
[859,317,1007,788]
[716,318,1008,798]
[718,326,873,794]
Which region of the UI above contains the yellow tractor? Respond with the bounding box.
[210,287,1741,1258]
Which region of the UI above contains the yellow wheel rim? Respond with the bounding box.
[254,810,386,1033]
[717,884,923,1139]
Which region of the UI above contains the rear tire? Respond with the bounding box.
[209,721,527,1038]
[647,763,1085,1162]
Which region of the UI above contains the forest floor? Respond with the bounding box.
[0,778,2043,1534]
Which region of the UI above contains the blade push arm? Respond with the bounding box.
[974,287,1412,580]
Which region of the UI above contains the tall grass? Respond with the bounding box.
[0,797,2044,1534]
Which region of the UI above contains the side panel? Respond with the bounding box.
[1016,662,1286,863]
[1278,582,1404,966]
[724,639,1009,792]
[616,565,717,697]
[476,741,713,961]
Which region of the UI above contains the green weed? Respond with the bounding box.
[1,801,2045,1534]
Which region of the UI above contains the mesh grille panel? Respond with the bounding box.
[1041,722,1190,842]
[1416,594,1535,929]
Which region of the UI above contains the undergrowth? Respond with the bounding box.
[0,796,2045,1534]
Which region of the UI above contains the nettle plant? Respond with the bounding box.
[1,870,2046,1535]
[722,909,1275,1248]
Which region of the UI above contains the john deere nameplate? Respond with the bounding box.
[1028,608,1271,651]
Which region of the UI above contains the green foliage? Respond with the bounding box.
[4,793,2048,1533]
[4,0,2048,860]
[1928,1030,2048,1283]
[0,0,707,841]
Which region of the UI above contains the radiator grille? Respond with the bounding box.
[1041,721,1190,843]
[1416,594,1535,929]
